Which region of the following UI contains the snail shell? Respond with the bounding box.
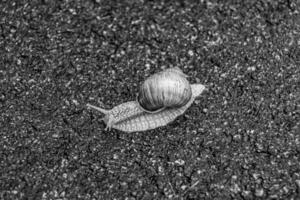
[87,68,206,133]
[138,67,192,113]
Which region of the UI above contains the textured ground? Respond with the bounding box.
[1,0,300,199]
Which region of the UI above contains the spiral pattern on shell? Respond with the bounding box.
[137,67,192,113]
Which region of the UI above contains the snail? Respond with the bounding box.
[87,67,206,133]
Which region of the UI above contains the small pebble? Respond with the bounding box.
[188,50,194,56]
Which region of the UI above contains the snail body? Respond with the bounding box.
[87,68,206,132]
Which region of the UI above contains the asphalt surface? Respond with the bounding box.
[1,0,300,199]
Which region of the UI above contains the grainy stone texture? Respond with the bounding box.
[0,0,299,199]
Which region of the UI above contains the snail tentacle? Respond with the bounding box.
[87,104,110,114]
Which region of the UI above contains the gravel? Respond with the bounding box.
[0,0,299,199]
